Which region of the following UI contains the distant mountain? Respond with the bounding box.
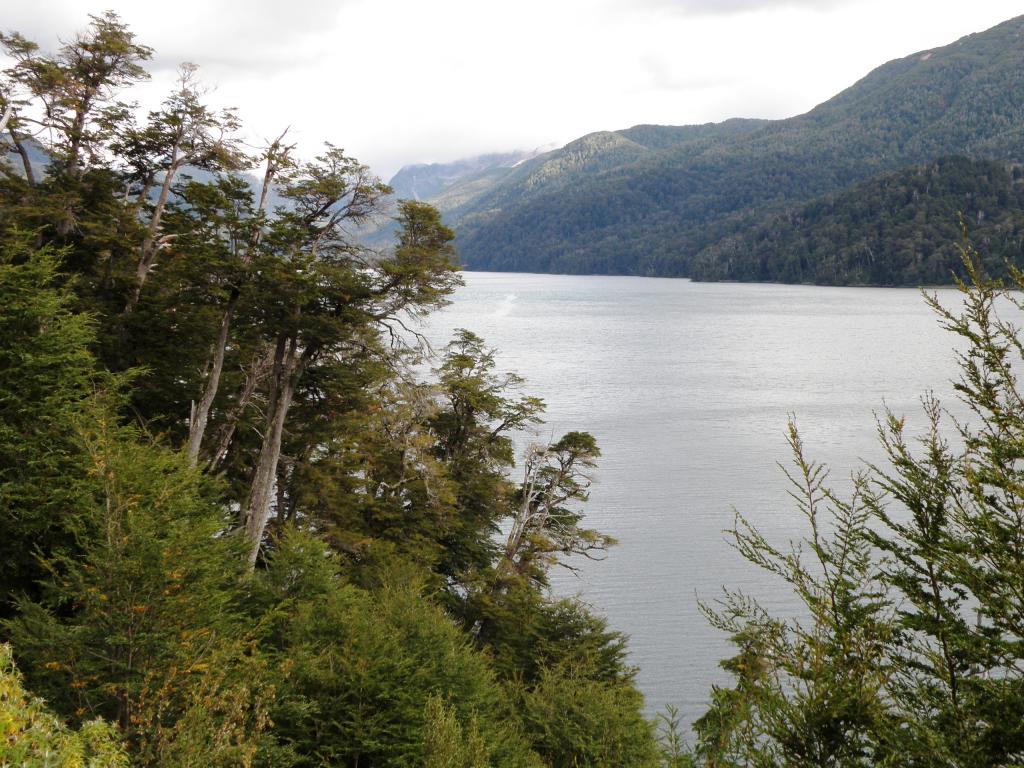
[388,150,539,202]
[2,137,50,178]
[426,15,1024,282]
[434,120,768,252]
[352,149,547,248]
[691,156,1024,285]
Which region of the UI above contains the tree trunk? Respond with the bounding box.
[65,106,88,179]
[186,295,236,465]
[126,150,180,313]
[8,128,35,185]
[206,346,269,470]
[183,144,282,463]
[240,336,312,567]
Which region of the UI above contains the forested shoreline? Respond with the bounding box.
[689,156,1024,285]
[5,13,1024,768]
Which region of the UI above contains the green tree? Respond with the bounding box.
[693,424,893,767]
[510,660,660,768]
[253,531,539,768]
[0,11,152,261]
[0,12,151,179]
[6,406,273,766]
[113,62,246,312]
[236,171,459,565]
[691,247,1024,766]
[863,254,1024,762]
[431,330,544,585]
[496,431,614,590]
[0,235,96,614]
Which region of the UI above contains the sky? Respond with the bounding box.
[2,0,1022,180]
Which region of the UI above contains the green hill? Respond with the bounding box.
[690,156,1024,285]
[435,15,1024,281]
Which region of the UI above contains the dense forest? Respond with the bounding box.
[5,13,1024,768]
[419,15,1024,283]
[690,156,1024,284]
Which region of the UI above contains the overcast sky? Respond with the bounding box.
[2,1,1021,180]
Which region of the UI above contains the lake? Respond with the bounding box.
[421,271,969,728]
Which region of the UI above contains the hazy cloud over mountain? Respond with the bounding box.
[2,1,1020,179]
[635,0,862,14]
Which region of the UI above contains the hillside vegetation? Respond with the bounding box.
[691,156,1024,284]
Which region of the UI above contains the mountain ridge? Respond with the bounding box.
[414,15,1024,282]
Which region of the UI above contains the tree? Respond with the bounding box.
[6,404,273,766]
[179,135,289,465]
[0,12,152,253]
[0,234,96,614]
[236,166,459,565]
[498,431,614,589]
[430,329,544,585]
[690,246,1024,766]
[863,253,1024,762]
[0,12,152,179]
[115,62,247,311]
[0,644,128,768]
[252,531,540,768]
[510,659,660,768]
[693,423,893,766]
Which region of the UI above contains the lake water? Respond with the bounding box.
[421,271,971,729]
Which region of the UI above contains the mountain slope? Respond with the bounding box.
[439,15,1024,278]
[691,156,1024,285]
[388,150,537,202]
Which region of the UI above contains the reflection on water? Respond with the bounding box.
[421,271,969,726]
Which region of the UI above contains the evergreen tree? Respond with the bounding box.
[6,405,273,766]
[0,644,128,768]
[253,531,540,768]
[0,234,96,614]
[690,247,1024,766]
[693,424,894,766]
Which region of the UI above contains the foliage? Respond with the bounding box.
[6,405,273,766]
[510,659,660,768]
[691,156,1024,285]
[0,644,128,768]
[0,235,97,613]
[255,533,540,768]
[693,425,894,766]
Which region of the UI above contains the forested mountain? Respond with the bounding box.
[690,156,1024,285]
[430,15,1024,280]
[359,151,541,247]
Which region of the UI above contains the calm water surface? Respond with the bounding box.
[421,271,969,727]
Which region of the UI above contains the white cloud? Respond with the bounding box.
[627,0,864,16]
[2,0,1022,179]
